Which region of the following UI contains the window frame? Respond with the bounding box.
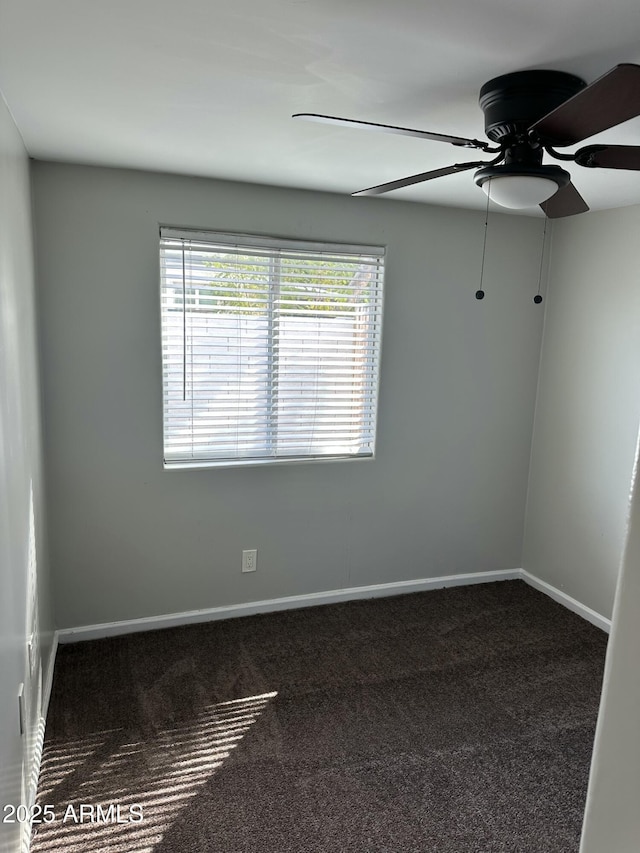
[159,227,386,470]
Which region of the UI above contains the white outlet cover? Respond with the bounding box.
[242,550,257,572]
[18,683,25,736]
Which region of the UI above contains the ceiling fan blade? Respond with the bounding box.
[531,63,640,146]
[352,161,489,197]
[574,144,640,170]
[292,113,494,151]
[540,181,589,218]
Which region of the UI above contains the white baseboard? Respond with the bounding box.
[520,570,611,634]
[41,631,58,722]
[23,631,59,853]
[27,634,58,805]
[55,567,610,645]
[57,569,521,643]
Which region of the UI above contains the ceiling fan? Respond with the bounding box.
[293,64,640,217]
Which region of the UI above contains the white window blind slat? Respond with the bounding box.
[160,227,385,467]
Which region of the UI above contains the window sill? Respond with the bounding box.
[163,453,375,471]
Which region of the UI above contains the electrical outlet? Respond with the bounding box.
[28,636,35,676]
[242,549,257,573]
[18,684,25,737]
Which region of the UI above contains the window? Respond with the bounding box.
[159,228,385,468]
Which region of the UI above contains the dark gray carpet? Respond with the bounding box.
[32,581,607,853]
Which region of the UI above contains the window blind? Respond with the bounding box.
[159,228,385,467]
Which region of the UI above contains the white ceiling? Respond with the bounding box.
[2,0,640,215]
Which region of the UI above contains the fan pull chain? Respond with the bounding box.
[534,216,548,304]
[476,179,491,300]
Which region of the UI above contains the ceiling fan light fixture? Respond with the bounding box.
[474,164,570,209]
[483,175,559,207]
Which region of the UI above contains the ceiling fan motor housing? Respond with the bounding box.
[479,70,586,143]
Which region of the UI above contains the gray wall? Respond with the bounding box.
[580,435,640,853]
[523,206,640,619]
[33,162,546,630]
[0,97,53,851]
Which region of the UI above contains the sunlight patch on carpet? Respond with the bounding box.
[31,691,277,852]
